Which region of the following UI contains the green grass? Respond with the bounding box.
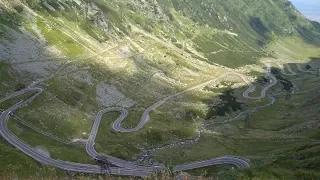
[249,76,320,131]
[216,167,320,180]
[0,62,15,82]
[184,164,236,177]
[192,32,265,68]
[17,90,92,139]
[94,108,199,161]
[8,119,94,164]
[95,112,142,160]
[79,19,110,43]
[152,65,320,177]
[0,11,22,32]
[0,138,66,178]
[155,136,234,165]
[36,18,84,56]
[268,36,320,60]
[23,22,38,37]
[0,61,25,96]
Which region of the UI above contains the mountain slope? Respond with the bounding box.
[0,0,320,179]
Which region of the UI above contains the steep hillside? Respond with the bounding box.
[0,0,320,179]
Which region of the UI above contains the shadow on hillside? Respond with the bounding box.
[309,56,320,61]
[204,60,318,120]
[296,21,320,46]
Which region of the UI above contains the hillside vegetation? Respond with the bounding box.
[0,0,320,179]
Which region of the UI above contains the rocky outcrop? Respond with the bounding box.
[35,0,110,33]
[128,0,169,21]
[81,0,109,32]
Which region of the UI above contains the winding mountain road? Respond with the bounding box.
[274,62,318,75]
[274,62,297,76]
[0,63,283,176]
[295,63,318,73]
[111,63,276,133]
[174,156,250,171]
[0,89,151,176]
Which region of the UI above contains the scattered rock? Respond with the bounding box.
[83,0,109,32]
[34,146,51,158]
[70,70,95,86]
[42,2,56,11]
[117,46,132,58]
[96,83,135,107]
[0,25,63,78]
[72,138,87,145]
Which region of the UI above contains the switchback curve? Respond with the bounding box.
[0,63,281,176]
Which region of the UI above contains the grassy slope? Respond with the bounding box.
[0,0,319,179]
[155,63,320,179]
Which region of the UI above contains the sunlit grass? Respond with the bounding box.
[36,18,84,57]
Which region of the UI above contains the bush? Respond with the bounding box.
[294,170,320,180]
[13,5,24,13]
[14,83,26,91]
